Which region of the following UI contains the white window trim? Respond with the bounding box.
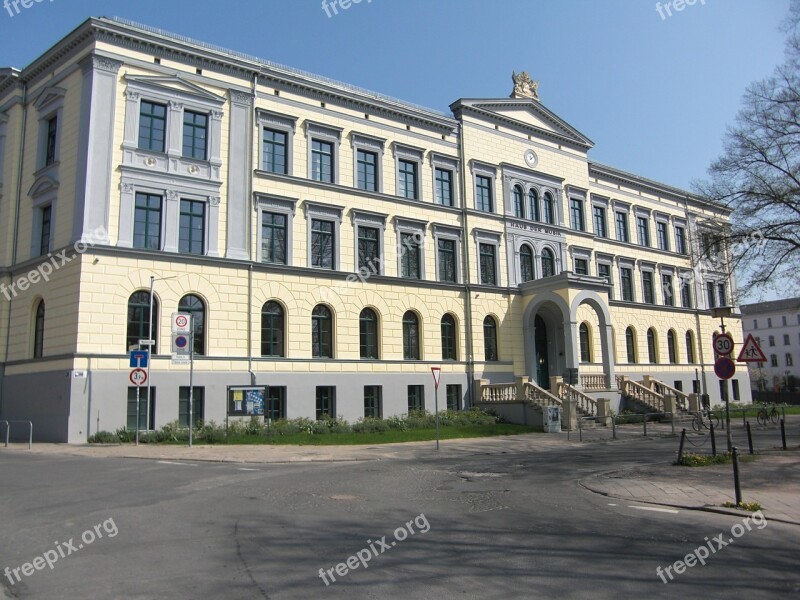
[305,121,342,184]
[474,229,502,286]
[591,195,610,237]
[596,256,614,298]
[470,161,497,213]
[394,217,427,280]
[612,201,631,243]
[352,209,387,275]
[430,153,459,208]
[393,142,424,200]
[258,109,297,176]
[177,194,212,257]
[617,257,636,302]
[305,201,344,270]
[635,209,651,247]
[33,87,66,172]
[256,193,297,265]
[639,262,656,305]
[352,133,385,193]
[659,266,675,306]
[570,246,592,275]
[128,185,167,252]
[433,224,463,284]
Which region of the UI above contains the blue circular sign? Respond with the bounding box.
[714,357,735,380]
[175,335,188,349]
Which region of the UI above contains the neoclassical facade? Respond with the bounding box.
[0,17,750,442]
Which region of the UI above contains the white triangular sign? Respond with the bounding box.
[431,367,442,389]
[737,334,767,363]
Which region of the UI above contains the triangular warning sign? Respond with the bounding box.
[737,334,767,363]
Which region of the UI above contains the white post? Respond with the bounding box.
[189,314,194,448]
[147,276,154,437]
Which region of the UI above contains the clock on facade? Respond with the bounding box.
[524,149,538,168]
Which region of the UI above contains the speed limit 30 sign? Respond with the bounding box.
[713,333,734,356]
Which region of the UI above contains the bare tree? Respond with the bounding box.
[695,3,800,300]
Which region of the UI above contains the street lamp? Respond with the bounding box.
[145,275,176,435]
[711,305,734,453]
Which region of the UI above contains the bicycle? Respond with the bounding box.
[756,403,780,426]
[691,409,720,432]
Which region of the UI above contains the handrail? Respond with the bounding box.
[644,379,689,411]
[580,374,609,391]
[480,383,517,403]
[622,379,665,412]
[615,375,625,390]
[1,420,33,449]
[522,381,562,408]
[560,384,598,416]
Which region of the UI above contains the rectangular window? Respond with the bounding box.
[311,139,334,183]
[45,115,58,166]
[637,216,650,246]
[657,221,669,251]
[475,175,493,212]
[771,354,778,367]
[39,205,52,256]
[620,267,634,301]
[435,168,454,206]
[787,353,794,367]
[769,335,775,347]
[753,319,758,329]
[479,243,497,285]
[182,110,208,160]
[437,238,457,283]
[782,316,787,326]
[615,212,629,242]
[732,379,740,402]
[662,274,674,306]
[139,101,166,152]
[675,226,687,255]
[133,193,162,250]
[261,212,287,265]
[784,334,791,346]
[642,271,654,304]
[398,159,418,199]
[717,283,727,307]
[126,387,156,431]
[593,206,607,237]
[768,317,772,327]
[311,219,335,269]
[178,386,205,427]
[570,199,584,231]
[315,386,335,420]
[364,386,383,419]
[179,199,205,255]
[357,149,378,192]
[446,384,461,411]
[357,226,380,274]
[266,387,286,421]
[400,232,421,279]
[598,263,612,299]
[407,385,425,412]
[706,282,716,308]
[574,258,588,275]
[262,128,288,174]
[681,278,692,308]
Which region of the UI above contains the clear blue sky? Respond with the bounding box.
[1,0,790,303]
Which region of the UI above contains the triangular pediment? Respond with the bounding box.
[33,87,67,111]
[123,74,225,104]
[451,98,594,150]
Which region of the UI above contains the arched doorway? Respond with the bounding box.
[534,315,550,388]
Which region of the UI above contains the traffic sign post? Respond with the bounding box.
[713,333,735,357]
[431,367,442,450]
[737,334,767,363]
[714,357,736,380]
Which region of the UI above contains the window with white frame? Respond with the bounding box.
[572,247,591,275]
[306,201,343,270]
[592,200,608,238]
[395,218,426,280]
[619,261,635,301]
[258,110,297,175]
[431,153,458,208]
[597,259,613,299]
[352,133,384,193]
[433,225,461,283]
[352,210,386,275]
[306,121,342,184]
[33,87,65,170]
[636,212,651,247]
[256,194,296,265]
[656,216,670,251]
[661,271,674,306]
[614,204,630,242]
[674,222,687,255]
[474,230,500,286]
[641,266,655,304]
[570,197,586,232]
[472,163,496,213]
[393,143,423,200]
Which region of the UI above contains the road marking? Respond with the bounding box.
[628,505,679,514]
[608,503,617,506]
[238,467,260,471]
[156,460,197,467]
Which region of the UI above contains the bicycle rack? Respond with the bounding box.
[0,420,33,449]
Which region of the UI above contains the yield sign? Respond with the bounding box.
[431,367,442,390]
[737,334,767,363]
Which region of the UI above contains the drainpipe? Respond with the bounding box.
[1,78,26,417]
[456,121,475,406]
[247,71,257,386]
[684,195,708,397]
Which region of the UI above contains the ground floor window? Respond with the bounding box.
[316,386,335,420]
[178,386,205,427]
[267,387,287,421]
[446,384,461,411]
[364,385,383,419]
[732,379,740,402]
[127,387,156,431]
[408,385,425,412]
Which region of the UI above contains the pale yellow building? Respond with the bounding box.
[0,18,750,442]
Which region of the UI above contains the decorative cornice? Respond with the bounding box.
[79,53,123,75]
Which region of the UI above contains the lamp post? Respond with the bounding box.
[711,305,734,453]
[146,275,176,434]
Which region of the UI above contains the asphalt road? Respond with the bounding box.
[0,437,797,599]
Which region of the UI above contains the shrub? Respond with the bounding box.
[87,431,120,444]
[675,452,733,467]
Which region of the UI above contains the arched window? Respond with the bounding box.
[512,185,524,219]
[127,291,158,353]
[528,189,540,221]
[312,305,333,358]
[483,316,498,361]
[626,327,637,363]
[543,192,555,224]
[541,248,555,278]
[441,314,457,360]
[647,328,658,364]
[261,301,284,357]
[33,300,45,358]
[402,311,420,360]
[359,308,379,359]
[178,294,206,355]
[579,323,592,362]
[520,245,535,282]
[667,329,678,364]
[686,330,696,364]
